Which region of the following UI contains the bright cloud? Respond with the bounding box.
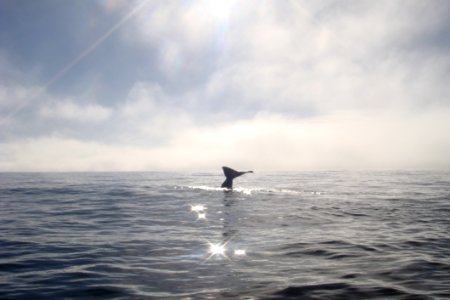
[1,1,450,171]
[2,108,450,171]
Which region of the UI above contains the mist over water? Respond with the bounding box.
[0,171,449,299]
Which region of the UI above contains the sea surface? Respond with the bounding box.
[0,171,449,299]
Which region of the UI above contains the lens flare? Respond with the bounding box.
[209,242,226,256]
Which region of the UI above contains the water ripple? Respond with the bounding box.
[0,171,449,299]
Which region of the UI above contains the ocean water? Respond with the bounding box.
[0,171,449,299]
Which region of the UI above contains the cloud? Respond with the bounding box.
[159,109,450,171]
[0,84,39,110]
[101,0,132,13]
[0,52,43,126]
[40,100,112,122]
[127,1,220,78]
[118,0,450,117]
[2,107,450,171]
[207,0,450,114]
[116,82,193,144]
[1,1,450,171]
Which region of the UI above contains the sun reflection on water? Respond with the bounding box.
[188,202,248,262]
[190,204,206,212]
[209,242,226,256]
[234,249,246,256]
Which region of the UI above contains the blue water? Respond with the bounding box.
[0,171,449,299]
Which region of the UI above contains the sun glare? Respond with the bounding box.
[203,0,235,20]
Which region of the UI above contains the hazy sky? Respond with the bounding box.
[1,0,450,171]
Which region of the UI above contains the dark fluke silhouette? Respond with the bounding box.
[221,166,253,189]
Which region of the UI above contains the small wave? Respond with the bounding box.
[0,187,86,196]
[379,259,450,280]
[268,282,422,299]
[59,286,128,298]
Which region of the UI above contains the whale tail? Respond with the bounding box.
[221,166,253,189]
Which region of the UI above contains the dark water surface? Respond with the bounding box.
[0,171,449,299]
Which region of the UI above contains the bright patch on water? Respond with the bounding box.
[234,249,246,256]
[186,185,317,195]
[209,242,226,256]
[190,204,206,212]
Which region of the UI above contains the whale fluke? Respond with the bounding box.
[221,166,253,189]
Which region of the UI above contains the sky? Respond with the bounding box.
[1,0,450,172]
